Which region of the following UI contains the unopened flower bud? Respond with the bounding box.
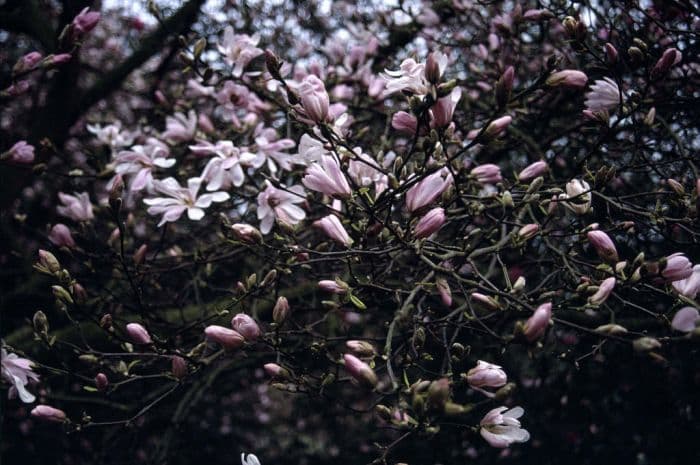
[346,340,376,357]
[436,278,452,307]
[343,353,377,387]
[52,285,74,305]
[633,337,662,352]
[171,356,188,379]
[318,279,349,294]
[126,323,152,345]
[37,249,61,275]
[231,314,261,341]
[427,378,450,410]
[523,302,552,342]
[31,405,67,423]
[595,323,628,335]
[413,207,445,239]
[588,277,616,306]
[264,362,290,379]
[518,224,539,240]
[546,70,588,88]
[231,223,263,244]
[425,52,443,85]
[587,230,619,263]
[471,293,500,310]
[100,313,113,330]
[33,310,49,337]
[109,174,124,213]
[518,161,548,182]
[604,43,618,64]
[204,325,245,350]
[95,373,109,391]
[666,179,685,196]
[651,48,681,80]
[260,269,277,288]
[133,244,148,265]
[272,296,290,324]
[466,361,507,397]
[494,66,514,108]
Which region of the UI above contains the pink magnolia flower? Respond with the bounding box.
[297,75,331,123]
[204,325,245,350]
[256,181,306,234]
[318,280,348,294]
[57,192,94,222]
[114,139,175,192]
[295,134,328,165]
[413,207,446,239]
[231,314,262,341]
[585,78,620,113]
[481,115,512,140]
[126,323,152,344]
[662,253,693,282]
[191,141,257,190]
[314,215,353,247]
[587,230,619,262]
[347,148,387,195]
[302,155,352,198]
[217,26,263,77]
[546,70,588,88]
[5,141,35,164]
[392,111,418,135]
[560,179,592,215]
[72,7,100,35]
[383,53,447,96]
[13,52,42,73]
[244,126,296,173]
[343,353,378,387]
[144,178,229,227]
[162,110,197,142]
[651,48,682,79]
[31,405,67,423]
[518,161,548,182]
[467,360,507,397]
[523,302,552,342]
[671,307,699,333]
[405,169,453,212]
[430,87,462,128]
[87,122,134,149]
[1,348,39,403]
[471,164,502,184]
[49,224,76,248]
[672,265,700,299]
[588,277,616,305]
[480,406,530,448]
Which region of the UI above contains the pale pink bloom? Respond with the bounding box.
[231,314,262,341]
[1,348,39,403]
[297,75,330,123]
[480,406,530,448]
[314,215,353,247]
[430,87,462,128]
[546,70,588,88]
[72,7,100,35]
[126,323,152,344]
[585,78,620,112]
[318,280,348,294]
[144,177,230,227]
[587,230,619,262]
[295,134,328,165]
[671,307,699,333]
[302,155,352,198]
[204,325,245,350]
[49,224,76,248]
[190,141,256,190]
[343,353,377,386]
[244,126,296,173]
[588,277,616,305]
[162,110,197,142]
[57,192,94,222]
[256,181,306,234]
[413,207,446,239]
[217,26,263,77]
[662,253,693,282]
[6,141,35,163]
[348,148,387,195]
[560,179,592,215]
[31,405,67,423]
[383,54,446,96]
[672,265,700,299]
[392,111,419,135]
[114,139,175,192]
[518,161,548,182]
[471,164,502,184]
[524,302,552,342]
[87,122,134,148]
[405,169,453,212]
[467,360,507,397]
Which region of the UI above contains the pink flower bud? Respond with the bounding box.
[71,282,87,304]
[481,115,512,140]
[671,307,699,333]
[264,363,289,379]
[95,373,109,391]
[471,164,502,184]
[546,70,588,88]
[587,230,619,262]
[651,48,681,79]
[231,314,261,341]
[48,224,76,248]
[523,302,552,342]
[436,278,452,307]
[171,356,188,379]
[31,405,67,423]
[13,52,42,74]
[314,215,353,247]
[72,7,101,35]
[204,325,245,350]
[466,361,507,397]
[5,141,35,164]
[49,53,72,65]
[133,244,148,265]
[518,224,539,240]
[343,353,377,387]
[405,169,453,212]
[413,207,446,239]
[298,75,330,123]
[346,340,376,357]
[318,279,349,294]
[430,88,462,128]
[518,161,548,182]
[231,223,263,244]
[425,51,443,84]
[604,43,618,64]
[272,296,290,324]
[392,111,418,135]
[662,253,693,282]
[672,265,700,299]
[588,277,616,305]
[471,293,500,310]
[126,323,152,344]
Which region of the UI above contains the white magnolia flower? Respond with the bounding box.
[144,177,229,227]
[241,453,261,465]
[162,110,197,142]
[584,77,621,112]
[480,406,530,448]
[1,348,40,403]
[218,26,263,77]
[87,121,134,149]
[256,181,306,234]
[114,138,175,192]
[190,141,258,191]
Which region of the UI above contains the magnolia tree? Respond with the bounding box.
[1,0,699,464]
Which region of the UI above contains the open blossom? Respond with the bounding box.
[87,122,134,149]
[57,192,94,222]
[297,75,330,123]
[244,126,296,173]
[405,169,453,212]
[5,140,35,163]
[302,155,352,198]
[672,265,700,299]
[314,214,353,247]
[114,139,175,192]
[383,52,447,96]
[256,181,306,234]
[191,141,257,190]
[295,134,328,165]
[480,406,530,448]
[49,223,76,248]
[467,360,507,397]
[1,348,40,403]
[560,179,592,215]
[671,307,699,333]
[218,26,263,77]
[585,78,620,113]
[162,110,197,142]
[144,177,230,227]
[348,148,387,195]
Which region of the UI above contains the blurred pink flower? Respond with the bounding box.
[48,224,76,248]
[162,110,197,142]
[585,78,620,112]
[672,265,700,299]
[114,139,174,191]
[1,348,39,403]
[671,307,699,333]
[314,214,353,247]
[5,140,35,164]
[31,405,67,423]
[218,26,263,77]
[524,302,552,342]
[57,192,94,222]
